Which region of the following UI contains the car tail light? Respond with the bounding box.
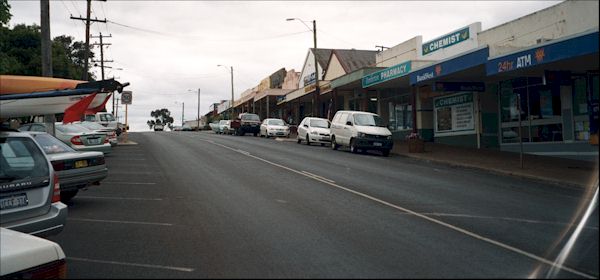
[70,135,83,145]
[51,174,61,203]
[104,137,109,144]
[51,161,64,171]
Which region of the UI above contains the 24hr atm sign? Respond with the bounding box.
[422,27,470,55]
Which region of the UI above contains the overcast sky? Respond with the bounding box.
[8,0,561,131]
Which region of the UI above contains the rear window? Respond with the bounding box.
[31,134,75,154]
[99,114,115,122]
[241,114,260,121]
[56,124,88,134]
[0,137,49,183]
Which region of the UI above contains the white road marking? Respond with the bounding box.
[103,181,157,185]
[275,199,288,204]
[69,218,172,226]
[77,196,163,201]
[68,257,194,272]
[197,137,596,279]
[301,170,335,183]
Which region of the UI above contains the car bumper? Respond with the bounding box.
[308,134,331,143]
[58,166,108,191]
[242,126,260,133]
[2,202,68,238]
[354,137,394,150]
[73,144,112,154]
[267,131,290,137]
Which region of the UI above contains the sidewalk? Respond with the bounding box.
[391,140,598,189]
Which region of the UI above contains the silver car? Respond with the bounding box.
[19,122,112,154]
[297,117,331,146]
[26,132,108,202]
[74,121,118,147]
[0,130,68,237]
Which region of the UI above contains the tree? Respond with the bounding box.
[148,108,174,130]
[0,23,96,80]
[0,0,11,26]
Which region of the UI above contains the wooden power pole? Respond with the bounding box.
[71,0,106,81]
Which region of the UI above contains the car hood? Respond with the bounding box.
[267,125,288,129]
[355,126,392,136]
[309,127,331,134]
[0,228,65,276]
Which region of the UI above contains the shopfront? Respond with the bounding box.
[486,29,598,161]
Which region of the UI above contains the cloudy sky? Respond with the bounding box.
[8,0,560,131]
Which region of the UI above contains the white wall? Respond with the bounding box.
[299,50,325,88]
[479,0,599,57]
[375,36,422,67]
[323,54,346,81]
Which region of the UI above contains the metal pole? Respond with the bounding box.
[124,104,128,143]
[182,102,185,127]
[312,20,319,117]
[230,66,234,120]
[83,0,91,81]
[197,88,201,131]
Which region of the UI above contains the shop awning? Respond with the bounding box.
[486,29,598,76]
[410,46,489,85]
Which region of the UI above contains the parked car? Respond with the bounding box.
[260,118,290,138]
[0,130,68,237]
[154,124,164,131]
[297,117,331,146]
[84,112,119,135]
[75,121,118,147]
[0,227,67,279]
[19,123,112,154]
[25,132,108,202]
[172,126,183,131]
[330,110,393,156]
[231,113,261,136]
[182,124,193,131]
[217,120,229,134]
[222,120,235,135]
[209,121,220,133]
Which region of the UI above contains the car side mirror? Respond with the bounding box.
[346,121,353,126]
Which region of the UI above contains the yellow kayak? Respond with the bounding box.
[0,75,86,95]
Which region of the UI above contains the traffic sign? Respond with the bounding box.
[121,91,132,105]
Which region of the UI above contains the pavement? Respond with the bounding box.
[391,139,599,189]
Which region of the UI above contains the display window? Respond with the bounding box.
[433,92,475,136]
[385,94,412,131]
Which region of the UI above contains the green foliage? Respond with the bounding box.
[0,23,95,80]
[0,0,11,26]
[148,108,174,130]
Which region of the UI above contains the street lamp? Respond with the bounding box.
[188,88,201,131]
[217,64,235,120]
[287,17,319,117]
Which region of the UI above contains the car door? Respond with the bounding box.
[260,120,268,136]
[338,113,353,145]
[298,118,307,139]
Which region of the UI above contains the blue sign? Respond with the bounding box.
[362,61,412,88]
[410,47,488,85]
[487,31,598,75]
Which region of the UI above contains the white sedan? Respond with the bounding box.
[259,118,290,138]
[297,117,331,146]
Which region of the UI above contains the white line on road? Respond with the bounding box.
[68,257,194,272]
[77,196,163,201]
[68,218,172,226]
[103,182,157,185]
[301,170,335,183]
[197,137,596,279]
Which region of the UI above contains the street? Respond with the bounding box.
[49,131,599,278]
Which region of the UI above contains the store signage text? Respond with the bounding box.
[362,61,412,88]
[303,72,316,87]
[496,48,545,73]
[422,27,470,55]
[434,93,473,108]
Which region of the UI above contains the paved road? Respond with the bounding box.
[49,131,599,278]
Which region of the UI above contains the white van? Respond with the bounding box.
[84,112,119,134]
[330,110,393,156]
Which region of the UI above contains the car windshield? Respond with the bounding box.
[241,114,260,121]
[100,114,115,122]
[268,119,285,126]
[219,120,228,125]
[353,114,383,127]
[31,133,76,154]
[310,119,330,128]
[0,137,49,182]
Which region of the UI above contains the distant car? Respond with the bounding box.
[182,124,193,131]
[259,118,290,138]
[154,124,164,131]
[84,112,119,135]
[297,117,331,146]
[217,120,229,134]
[26,132,108,202]
[209,121,220,133]
[0,130,68,237]
[330,110,393,156]
[75,121,118,147]
[172,126,183,131]
[0,227,67,279]
[231,113,261,136]
[19,123,111,154]
[222,120,234,135]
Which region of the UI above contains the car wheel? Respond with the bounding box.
[253,132,258,137]
[382,149,390,157]
[331,136,339,150]
[297,137,301,144]
[350,138,359,154]
[60,189,79,203]
[306,135,311,146]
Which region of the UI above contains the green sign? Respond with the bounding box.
[422,27,470,55]
[434,92,473,108]
[362,61,411,88]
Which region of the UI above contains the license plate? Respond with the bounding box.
[88,138,100,145]
[75,160,89,168]
[373,142,382,146]
[0,193,28,210]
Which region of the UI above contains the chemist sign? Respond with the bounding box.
[433,92,475,136]
[422,27,470,56]
[121,91,132,105]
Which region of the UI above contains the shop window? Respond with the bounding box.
[387,95,412,131]
[573,76,590,141]
[501,127,530,144]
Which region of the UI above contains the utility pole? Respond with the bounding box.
[230,67,234,120]
[312,20,319,118]
[70,0,107,81]
[91,33,113,113]
[41,0,55,135]
[197,88,201,131]
[182,102,185,127]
